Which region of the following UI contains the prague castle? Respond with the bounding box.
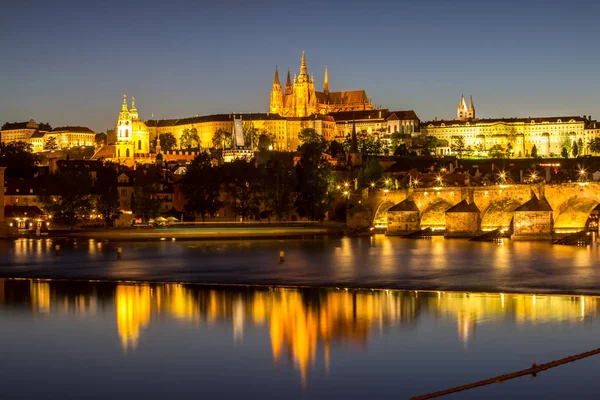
[421,95,598,157]
[269,51,373,117]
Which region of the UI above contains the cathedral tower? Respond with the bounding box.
[467,96,475,119]
[116,94,134,162]
[323,65,329,95]
[269,66,284,115]
[457,95,468,121]
[284,68,293,96]
[293,50,315,117]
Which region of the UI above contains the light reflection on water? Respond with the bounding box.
[3,236,600,295]
[2,279,600,398]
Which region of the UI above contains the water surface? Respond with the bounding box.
[1,236,599,294]
[1,279,599,399]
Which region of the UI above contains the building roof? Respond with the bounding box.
[146,113,286,128]
[1,120,38,131]
[514,194,553,212]
[51,126,95,134]
[387,110,419,121]
[422,116,588,128]
[328,110,386,121]
[4,205,46,218]
[30,131,47,139]
[446,199,480,213]
[388,198,420,212]
[4,178,40,195]
[315,90,370,105]
[91,145,116,160]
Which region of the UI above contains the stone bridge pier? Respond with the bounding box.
[347,182,600,240]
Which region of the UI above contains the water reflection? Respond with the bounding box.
[1,279,599,385]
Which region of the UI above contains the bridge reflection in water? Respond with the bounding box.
[1,279,597,385]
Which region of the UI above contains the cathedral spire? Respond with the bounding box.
[130,96,139,120]
[121,94,128,112]
[323,65,329,94]
[285,68,293,95]
[273,66,280,85]
[299,50,308,79]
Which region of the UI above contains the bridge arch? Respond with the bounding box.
[554,196,600,232]
[481,198,521,232]
[420,199,452,231]
[372,200,396,227]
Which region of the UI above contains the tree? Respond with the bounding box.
[506,143,513,158]
[152,132,177,151]
[572,140,579,158]
[450,136,466,158]
[94,133,107,147]
[182,152,222,221]
[180,128,200,149]
[94,164,120,226]
[256,131,275,151]
[256,159,297,220]
[0,141,37,179]
[488,144,505,159]
[424,136,438,156]
[531,144,538,158]
[132,167,163,221]
[298,128,323,146]
[562,139,571,158]
[357,157,384,189]
[294,142,334,223]
[394,143,408,156]
[242,122,259,149]
[328,140,345,158]
[222,158,260,221]
[578,138,585,156]
[39,168,93,229]
[589,138,600,154]
[212,128,232,149]
[44,137,59,151]
[342,133,384,155]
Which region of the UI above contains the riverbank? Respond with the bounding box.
[37,222,346,241]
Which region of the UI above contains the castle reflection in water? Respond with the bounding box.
[0,279,597,384]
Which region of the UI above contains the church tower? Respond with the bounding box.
[293,50,315,117]
[269,66,284,115]
[116,94,134,163]
[284,68,293,96]
[457,95,468,121]
[323,65,329,95]
[467,96,475,119]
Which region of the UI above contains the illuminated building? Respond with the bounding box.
[269,51,373,117]
[92,95,152,166]
[45,126,96,149]
[0,119,49,144]
[421,96,597,157]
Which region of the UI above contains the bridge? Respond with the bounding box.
[349,182,600,240]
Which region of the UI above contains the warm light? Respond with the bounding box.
[383,189,389,193]
[385,179,389,185]
[370,182,375,187]
[344,182,349,188]
[268,145,273,151]
[336,185,341,190]
[343,191,349,196]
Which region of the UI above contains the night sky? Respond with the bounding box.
[2,0,600,132]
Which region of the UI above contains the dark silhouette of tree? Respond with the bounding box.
[531,144,538,158]
[39,168,93,229]
[94,164,120,226]
[357,157,383,189]
[294,142,333,223]
[222,159,260,221]
[0,142,37,179]
[131,167,163,221]
[182,152,222,221]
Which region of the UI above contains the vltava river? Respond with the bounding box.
[0,279,599,399]
[1,236,600,294]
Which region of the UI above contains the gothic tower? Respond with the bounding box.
[284,68,293,96]
[293,50,315,117]
[467,96,475,119]
[457,95,468,121]
[269,66,284,115]
[323,65,329,95]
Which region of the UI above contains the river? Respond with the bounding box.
[1,236,599,294]
[0,279,599,399]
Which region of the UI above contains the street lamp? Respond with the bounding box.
[343,190,350,225]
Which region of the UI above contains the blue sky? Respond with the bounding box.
[1,0,600,132]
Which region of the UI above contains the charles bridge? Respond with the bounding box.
[348,182,600,240]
